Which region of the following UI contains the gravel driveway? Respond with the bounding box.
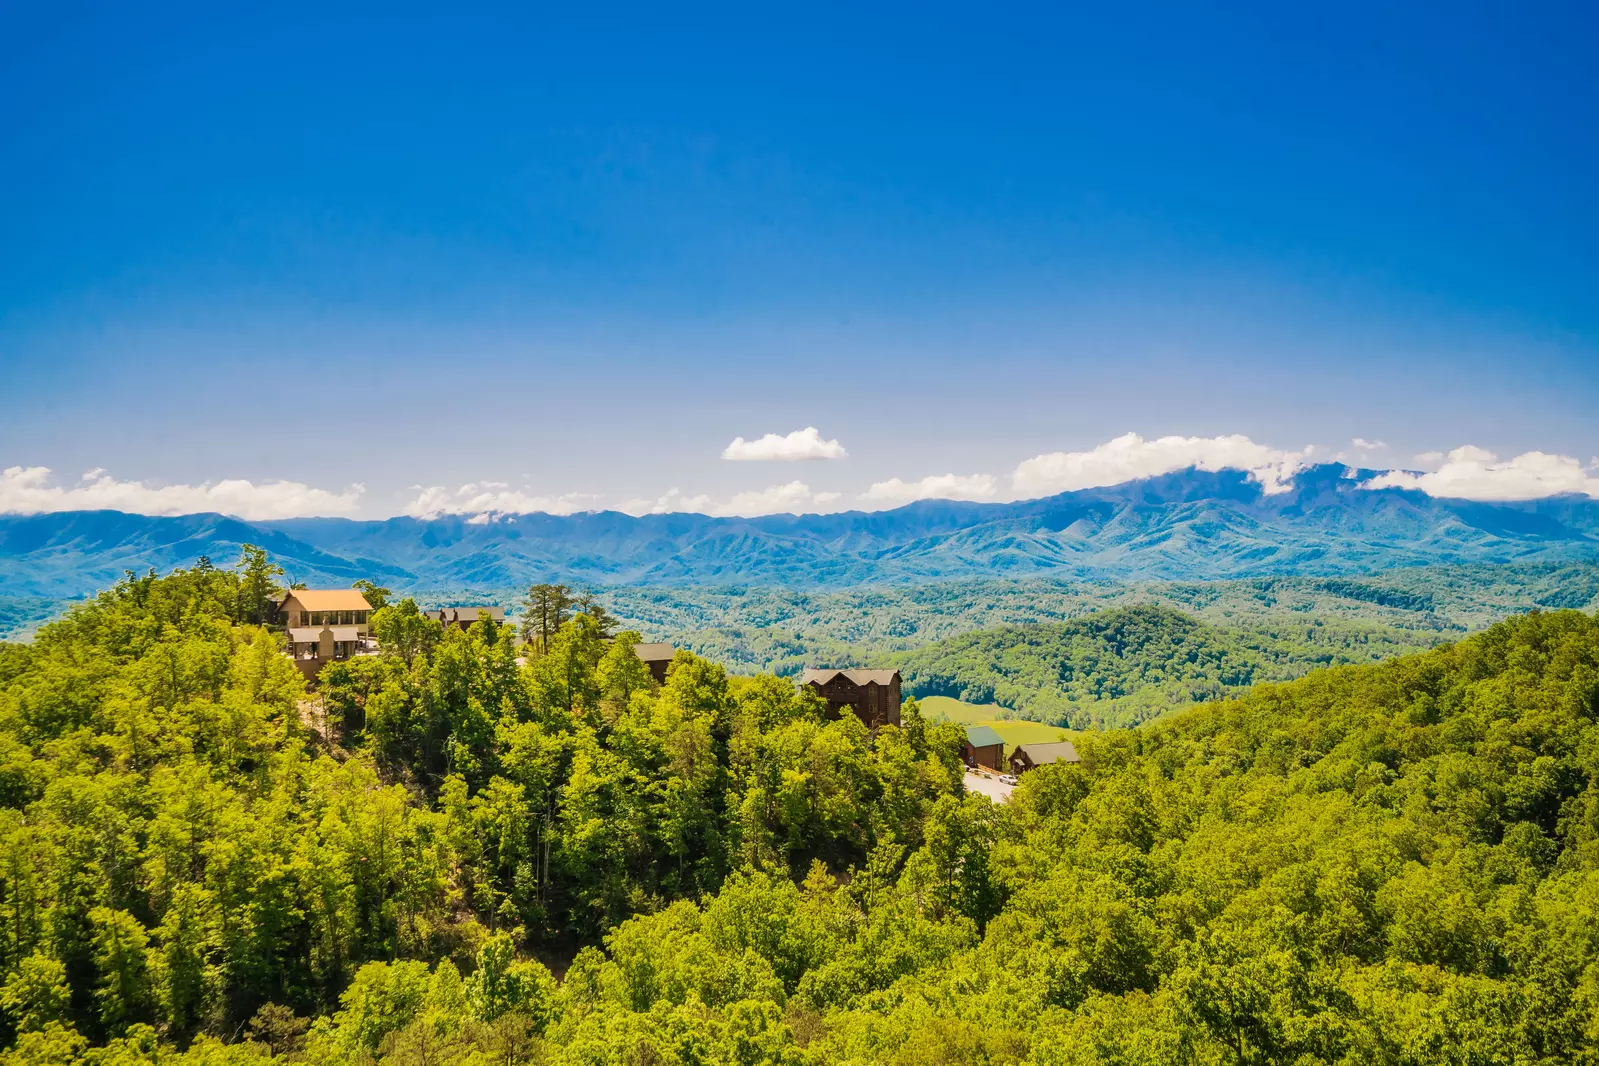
[964,769,1015,803]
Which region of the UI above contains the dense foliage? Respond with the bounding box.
[2,558,1598,1065]
[0,563,962,1063]
[549,563,1599,681]
[897,605,1433,728]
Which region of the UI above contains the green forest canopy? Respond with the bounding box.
[895,604,1440,729]
[568,562,1599,678]
[0,558,1596,1064]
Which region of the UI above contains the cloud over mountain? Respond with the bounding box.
[0,465,364,520]
[8,432,1598,524]
[862,473,998,503]
[404,483,600,520]
[620,488,717,516]
[624,482,842,517]
[1367,447,1599,500]
[1012,433,1316,497]
[5,463,1598,600]
[717,481,841,516]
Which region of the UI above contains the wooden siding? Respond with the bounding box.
[804,673,902,729]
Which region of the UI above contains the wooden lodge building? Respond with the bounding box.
[1009,740,1081,775]
[801,668,902,729]
[279,588,376,678]
[429,606,506,631]
[961,724,1006,771]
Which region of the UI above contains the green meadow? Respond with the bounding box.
[916,694,1075,753]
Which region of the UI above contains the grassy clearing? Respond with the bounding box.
[916,694,1075,754]
[914,695,1003,725]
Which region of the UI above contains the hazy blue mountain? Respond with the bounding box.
[2,465,1597,598]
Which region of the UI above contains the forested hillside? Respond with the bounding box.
[1,561,1598,1064]
[0,563,963,1063]
[543,562,1599,679]
[896,605,1439,728]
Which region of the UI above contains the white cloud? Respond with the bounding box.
[721,427,848,462]
[1413,450,1447,468]
[1335,437,1391,466]
[618,482,845,517]
[1365,447,1599,501]
[421,479,846,521]
[618,487,717,515]
[0,465,363,520]
[404,483,600,519]
[1012,433,1315,497]
[861,473,998,504]
[716,481,842,516]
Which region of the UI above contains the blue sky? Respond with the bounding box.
[2,1,1596,518]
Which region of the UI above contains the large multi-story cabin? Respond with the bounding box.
[280,588,375,671]
[801,668,902,729]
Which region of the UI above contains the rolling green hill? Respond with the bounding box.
[580,562,1599,682]
[897,604,1442,728]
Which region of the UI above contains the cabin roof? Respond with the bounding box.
[282,589,374,612]
[964,724,1006,749]
[1015,741,1081,765]
[800,668,901,687]
[431,606,504,622]
[632,642,676,662]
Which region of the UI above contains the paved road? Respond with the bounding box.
[964,770,1015,803]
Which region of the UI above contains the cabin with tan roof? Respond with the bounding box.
[280,589,375,673]
[801,668,902,729]
[1009,740,1081,775]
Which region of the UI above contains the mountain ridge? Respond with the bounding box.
[2,464,1597,596]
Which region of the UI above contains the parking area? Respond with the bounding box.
[964,769,1015,803]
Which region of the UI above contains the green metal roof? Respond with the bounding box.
[964,724,1005,748]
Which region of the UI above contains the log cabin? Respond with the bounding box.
[1009,740,1081,775]
[961,724,1006,771]
[632,642,676,683]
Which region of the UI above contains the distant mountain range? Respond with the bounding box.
[2,464,1597,598]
